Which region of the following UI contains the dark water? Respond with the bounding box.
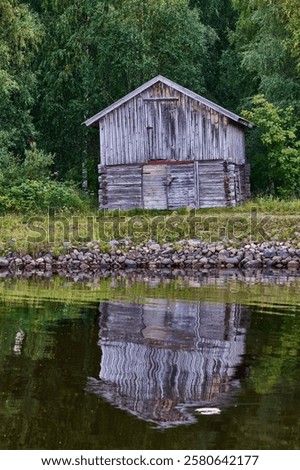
[0,273,300,450]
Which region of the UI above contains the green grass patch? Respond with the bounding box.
[0,197,299,255]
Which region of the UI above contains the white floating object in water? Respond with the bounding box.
[13,329,25,355]
[195,407,221,415]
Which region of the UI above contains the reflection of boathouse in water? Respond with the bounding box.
[87,300,250,427]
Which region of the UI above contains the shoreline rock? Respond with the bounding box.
[1,239,300,274]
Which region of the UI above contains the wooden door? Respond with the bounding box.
[167,163,195,209]
[143,164,167,209]
[144,98,178,161]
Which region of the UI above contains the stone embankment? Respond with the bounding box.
[0,239,300,273]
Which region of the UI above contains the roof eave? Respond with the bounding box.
[84,75,164,127]
[237,118,254,129]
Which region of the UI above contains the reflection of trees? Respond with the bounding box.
[218,306,300,450]
[88,300,250,427]
[0,301,99,449]
[248,307,300,395]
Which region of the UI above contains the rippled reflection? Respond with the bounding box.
[87,300,250,427]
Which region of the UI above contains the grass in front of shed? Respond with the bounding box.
[0,197,299,255]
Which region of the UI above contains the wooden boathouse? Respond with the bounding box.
[84,75,252,210]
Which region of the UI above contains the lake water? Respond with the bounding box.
[0,271,300,450]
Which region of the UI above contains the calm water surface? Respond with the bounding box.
[0,271,300,450]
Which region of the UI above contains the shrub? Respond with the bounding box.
[22,145,54,180]
[0,179,84,214]
[0,145,89,214]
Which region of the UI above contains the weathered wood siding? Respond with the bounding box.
[99,82,245,167]
[99,161,249,210]
[236,163,251,204]
[98,164,142,210]
[198,160,226,208]
[100,162,197,210]
[197,161,251,209]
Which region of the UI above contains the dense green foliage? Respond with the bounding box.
[242,96,300,197]
[231,0,300,196]
[0,145,84,213]
[0,0,42,153]
[0,0,299,202]
[232,0,300,106]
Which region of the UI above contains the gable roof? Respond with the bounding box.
[84,75,253,128]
